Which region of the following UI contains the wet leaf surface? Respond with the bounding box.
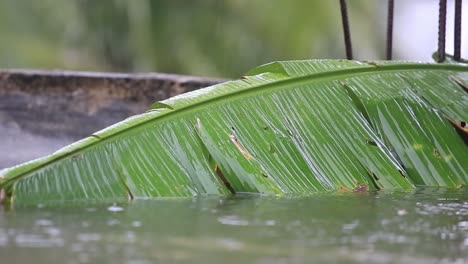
[0,60,466,205]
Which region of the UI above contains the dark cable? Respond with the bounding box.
[454,0,462,61]
[339,0,353,60]
[438,0,447,63]
[386,0,394,60]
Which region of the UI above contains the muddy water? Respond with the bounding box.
[0,188,467,263]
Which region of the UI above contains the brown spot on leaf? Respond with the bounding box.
[446,118,468,144]
[229,133,253,160]
[0,189,5,203]
[366,140,378,146]
[353,183,369,192]
[452,77,468,93]
[71,154,83,161]
[339,186,349,192]
[0,188,10,205]
[433,149,441,157]
[215,166,235,194]
[449,119,468,133]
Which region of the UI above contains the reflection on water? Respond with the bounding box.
[0,188,467,263]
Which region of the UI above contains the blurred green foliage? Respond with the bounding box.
[0,0,384,77]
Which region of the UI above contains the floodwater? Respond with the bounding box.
[0,188,467,264]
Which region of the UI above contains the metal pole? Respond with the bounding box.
[454,0,462,61]
[386,0,394,60]
[339,0,353,60]
[438,0,447,63]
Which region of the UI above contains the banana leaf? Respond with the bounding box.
[1,60,467,206]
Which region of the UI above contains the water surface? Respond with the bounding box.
[1,188,467,263]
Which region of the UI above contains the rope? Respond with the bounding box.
[339,0,353,60]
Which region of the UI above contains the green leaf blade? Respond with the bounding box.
[1,60,467,205]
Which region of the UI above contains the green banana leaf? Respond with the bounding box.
[1,60,467,206]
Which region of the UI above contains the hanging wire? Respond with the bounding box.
[386,0,394,60]
[438,0,447,63]
[339,0,353,60]
[454,0,462,61]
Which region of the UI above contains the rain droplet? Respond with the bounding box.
[218,215,249,226]
[107,219,120,226]
[131,221,142,228]
[34,219,53,227]
[457,221,468,231]
[397,209,408,216]
[107,204,124,212]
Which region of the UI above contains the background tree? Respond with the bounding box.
[0,0,465,77]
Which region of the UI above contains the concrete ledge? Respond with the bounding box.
[0,69,226,168]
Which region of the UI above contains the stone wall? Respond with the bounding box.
[0,70,225,168]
